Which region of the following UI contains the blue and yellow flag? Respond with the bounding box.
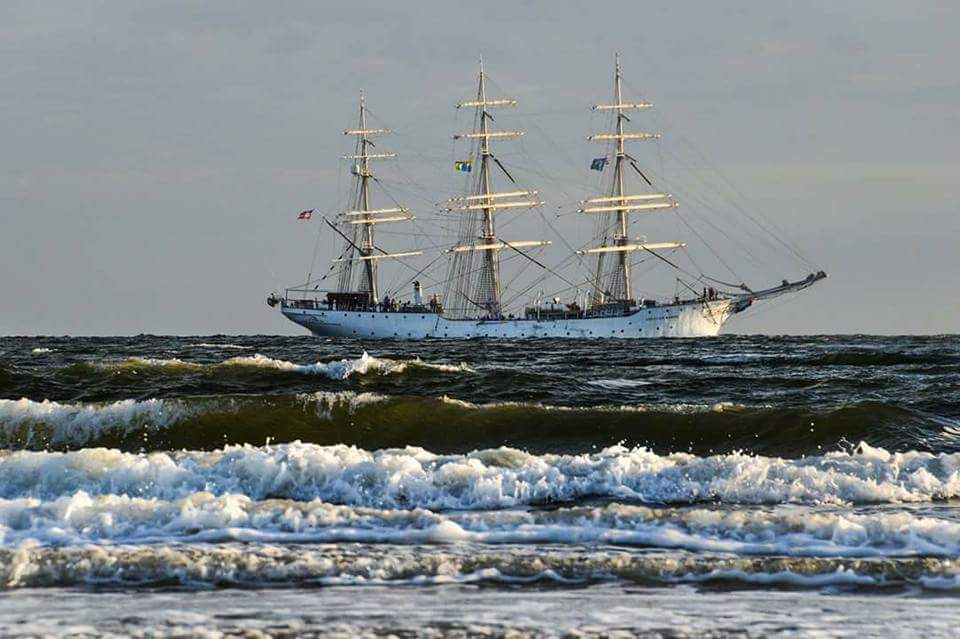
[454,160,472,173]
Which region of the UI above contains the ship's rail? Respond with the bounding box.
[269,285,731,318]
[272,287,442,314]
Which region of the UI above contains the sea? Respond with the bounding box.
[0,334,959,637]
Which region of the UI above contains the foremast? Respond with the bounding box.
[334,92,420,305]
[443,60,548,319]
[579,54,684,308]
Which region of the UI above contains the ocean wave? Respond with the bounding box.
[0,393,390,450]
[190,343,248,349]
[439,396,741,414]
[3,493,960,558]
[30,348,54,354]
[1,441,959,507]
[2,541,958,591]
[615,350,960,368]
[586,378,653,389]
[221,352,406,378]
[1,394,956,456]
[0,397,192,448]
[84,351,473,380]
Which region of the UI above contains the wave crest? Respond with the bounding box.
[2,441,959,507]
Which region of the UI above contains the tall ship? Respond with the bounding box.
[268,57,826,339]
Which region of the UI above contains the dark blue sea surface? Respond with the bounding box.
[0,334,958,637]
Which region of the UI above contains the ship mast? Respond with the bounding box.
[357,92,377,301]
[334,92,420,305]
[444,60,548,319]
[476,60,500,316]
[579,54,683,308]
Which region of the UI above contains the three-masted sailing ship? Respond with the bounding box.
[267,56,826,339]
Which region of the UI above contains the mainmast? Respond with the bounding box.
[334,92,420,305]
[579,54,683,308]
[444,60,548,319]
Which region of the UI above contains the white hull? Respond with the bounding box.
[281,299,737,339]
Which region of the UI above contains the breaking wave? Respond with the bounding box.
[2,540,960,591]
[84,351,471,379]
[1,441,959,507]
[3,493,960,557]
[0,394,957,455]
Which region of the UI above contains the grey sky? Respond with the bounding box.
[1,1,957,335]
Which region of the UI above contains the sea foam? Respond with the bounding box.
[0,398,192,448]
[88,351,471,380]
[1,442,958,507]
[1,493,960,558]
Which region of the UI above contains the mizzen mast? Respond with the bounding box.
[581,54,681,308]
[335,91,420,305]
[444,60,548,319]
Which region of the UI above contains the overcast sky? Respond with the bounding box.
[1,1,957,335]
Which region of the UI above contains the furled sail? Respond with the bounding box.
[580,55,683,307]
[442,60,549,320]
[333,92,419,304]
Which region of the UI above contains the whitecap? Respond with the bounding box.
[2,441,959,508]
[0,397,193,448]
[586,378,651,389]
[222,351,402,378]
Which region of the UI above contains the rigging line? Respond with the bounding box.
[446,252,526,317]
[436,249,526,298]
[675,277,702,299]
[621,151,748,280]
[643,246,703,282]
[501,240,596,303]
[504,163,598,195]
[644,164,768,273]
[620,73,816,270]
[672,208,744,282]
[501,252,582,308]
[699,272,752,292]
[657,127,814,270]
[304,213,326,287]
[367,174,447,253]
[536,208,593,277]
[536,242,671,302]
[490,154,517,184]
[502,240,579,289]
[674,134,817,270]
[501,256,536,297]
[628,160,654,187]
[382,250,448,299]
[522,113,594,178]
[324,216,406,266]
